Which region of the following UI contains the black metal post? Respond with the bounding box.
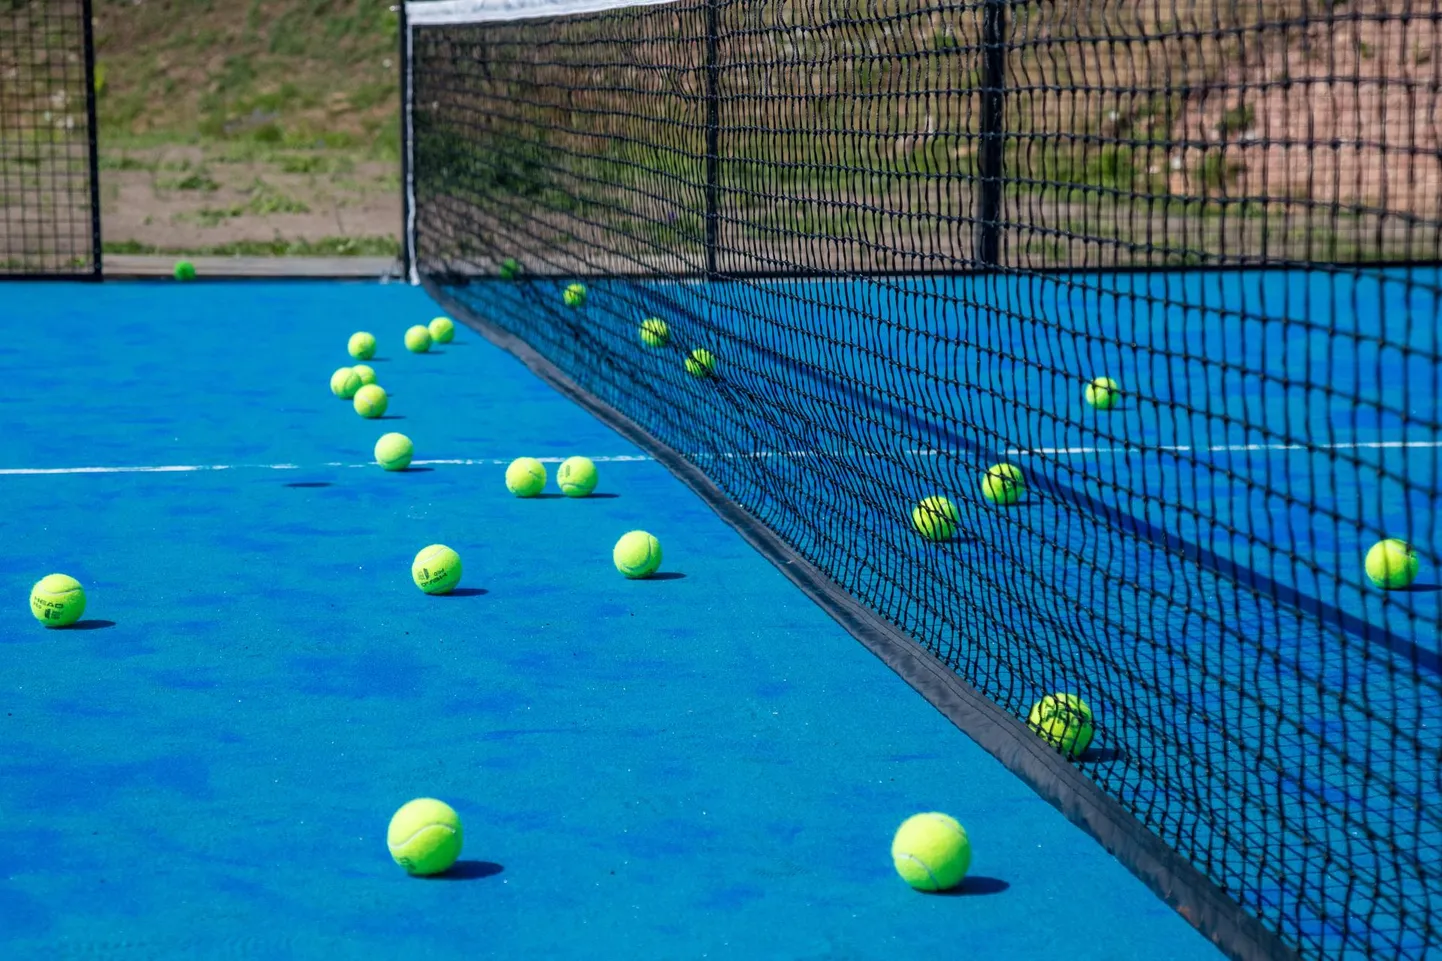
[703,0,720,279]
[398,1,413,281]
[81,0,102,278]
[976,0,1007,269]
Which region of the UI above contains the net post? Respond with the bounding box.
[398,2,415,283]
[703,0,720,280]
[81,0,102,278]
[976,0,1007,268]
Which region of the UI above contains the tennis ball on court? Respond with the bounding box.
[375,432,414,471]
[614,530,662,579]
[1366,538,1419,590]
[1028,693,1095,759]
[1085,376,1121,410]
[499,257,522,280]
[686,348,717,378]
[912,495,960,541]
[173,259,196,281]
[505,457,547,497]
[428,316,455,344]
[30,573,86,628]
[387,798,463,876]
[891,812,971,892]
[412,544,462,595]
[555,455,598,497]
[330,366,362,400]
[405,325,433,353]
[981,463,1024,506]
[349,331,377,360]
[353,383,389,419]
[563,283,588,308]
[351,364,377,386]
[640,318,670,348]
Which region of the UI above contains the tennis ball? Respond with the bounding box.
[1085,376,1121,410]
[891,812,971,892]
[499,257,521,280]
[412,544,462,595]
[375,432,414,471]
[353,383,389,419]
[614,530,662,579]
[30,573,86,628]
[330,366,362,400]
[387,798,463,876]
[981,463,1024,506]
[173,259,196,281]
[349,331,377,360]
[685,348,717,378]
[640,318,670,348]
[912,495,959,541]
[351,364,377,386]
[405,325,433,353]
[1366,538,1419,589]
[556,456,598,497]
[428,316,455,344]
[563,283,587,308]
[1028,693,1095,759]
[505,457,547,497]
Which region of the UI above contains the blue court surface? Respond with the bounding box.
[0,282,1223,959]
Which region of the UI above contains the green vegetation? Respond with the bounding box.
[104,235,399,257]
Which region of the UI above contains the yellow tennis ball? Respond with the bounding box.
[556,455,598,497]
[405,325,433,353]
[614,530,662,579]
[375,432,414,471]
[563,283,587,307]
[640,318,669,348]
[412,544,462,595]
[505,457,547,497]
[891,812,971,892]
[912,495,959,541]
[428,316,455,344]
[30,573,86,628]
[351,364,377,386]
[1085,376,1121,410]
[1027,693,1095,759]
[981,463,1024,506]
[387,798,463,876]
[353,384,389,419]
[348,331,377,360]
[330,366,362,400]
[1366,538,1419,589]
[685,348,717,378]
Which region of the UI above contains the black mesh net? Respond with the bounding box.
[0,0,99,276]
[406,1,1442,957]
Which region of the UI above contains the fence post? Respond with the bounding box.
[976,0,1007,268]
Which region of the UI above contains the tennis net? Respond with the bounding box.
[403,0,1442,957]
[0,0,100,277]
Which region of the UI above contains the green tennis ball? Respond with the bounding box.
[640,318,670,348]
[428,316,455,344]
[505,457,547,497]
[556,455,598,497]
[348,331,377,360]
[375,432,414,471]
[412,544,462,595]
[173,259,196,281]
[891,812,971,892]
[1085,376,1121,410]
[563,283,587,308]
[499,257,521,280]
[685,348,717,378]
[330,366,362,400]
[387,798,463,876]
[912,495,959,541]
[981,463,1024,506]
[1366,538,1419,589]
[353,383,389,419]
[1027,693,1095,759]
[613,530,662,579]
[351,364,377,386]
[404,325,433,353]
[30,573,86,628]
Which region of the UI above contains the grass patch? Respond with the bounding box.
[103,235,400,257]
[158,171,222,192]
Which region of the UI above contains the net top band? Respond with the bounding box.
[405,0,680,25]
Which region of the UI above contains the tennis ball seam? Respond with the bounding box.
[896,852,943,890]
[391,824,457,849]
